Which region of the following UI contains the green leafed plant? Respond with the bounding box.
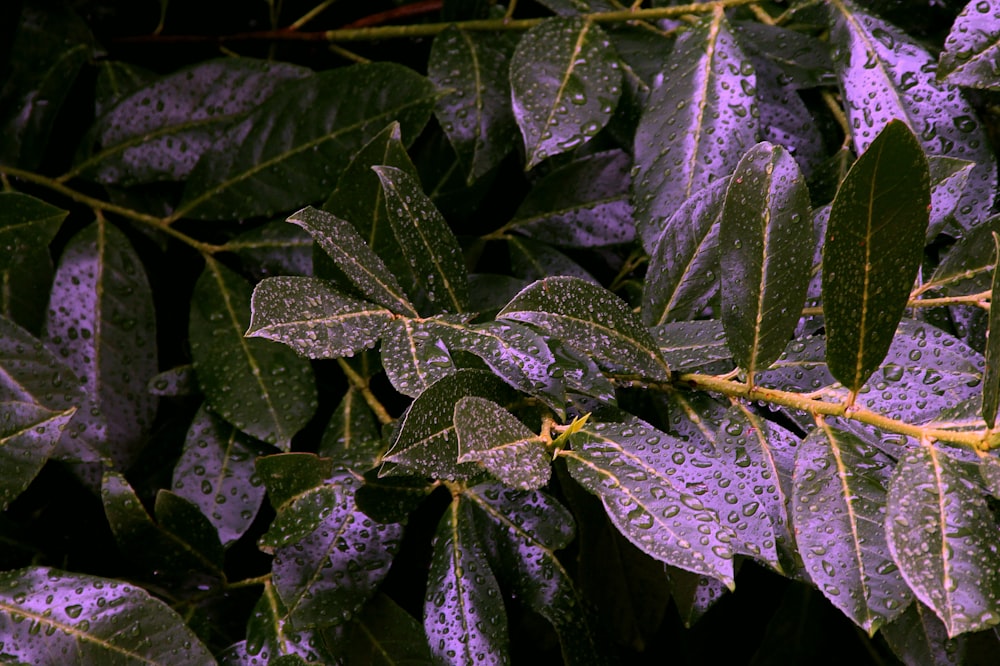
[3,1,1000,664]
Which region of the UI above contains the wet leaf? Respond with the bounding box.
[454,397,551,490]
[287,206,417,317]
[0,192,66,272]
[44,218,158,469]
[632,8,757,252]
[319,388,383,471]
[667,567,730,628]
[425,498,509,665]
[229,219,314,280]
[720,141,814,380]
[938,0,1000,92]
[256,452,334,510]
[189,259,316,448]
[355,470,435,525]
[238,581,340,664]
[506,150,635,247]
[792,422,911,634]
[498,276,671,381]
[342,593,434,664]
[510,17,621,168]
[429,27,518,182]
[0,238,53,333]
[649,320,730,371]
[823,121,930,394]
[829,0,996,232]
[0,566,214,664]
[508,236,598,285]
[928,215,1000,296]
[886,445,1000,637]
[247,276,395,359]
[92,61,156,119]
[380,317,456,399]
[927,156,974,239]
[374,165,470,314]
[982,232,1000,428]
[178,63,435,220]
[272,471,403,629]
[153,490,227,572]
[148,364,197,397]
[382,370,518,480]
[882,600,967,666]
[171,405,265,547]
[0,402,74,510]
[642,178,728,324]
[74,58,311,185]
[260,483,339,552]
[733,22,835,90]
[563,419,737,587]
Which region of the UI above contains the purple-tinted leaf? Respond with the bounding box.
[455,397,550,490]
[236,582,340,664]
[882,601,967,666]
[0,402,74,510]
[938,0,1000,92]
[650,320,730,371]
[734,22,835,90]
[256,452,334,510]
[508,236,597,285]
[148,364,197,397]
[667,567,730,628]
[92,61,156,119]
[230,219,314,280]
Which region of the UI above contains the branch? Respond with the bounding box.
[336,358,395,425]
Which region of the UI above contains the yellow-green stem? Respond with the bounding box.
[336,358,394,425]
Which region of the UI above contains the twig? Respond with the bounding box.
[336,358,394,425]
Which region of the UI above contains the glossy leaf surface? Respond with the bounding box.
[0,192,66,273]
[650,320,729,371]
[319,388,383,470]
[881,601,966,666]
[454,396,550,490]
[823,121,930,393]
[938,0,1000,91]
[341,593,434,664]
[189,259,316,447]
[510,17,621,167]
[0,402,74,510]
[380,317,456,399]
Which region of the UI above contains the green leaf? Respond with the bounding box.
[319,388,383,470]
[236,581,340,664]
[650,320,730,371]
[73,58,312,185]
[177,63,436,220]
[425,498,509,665]
[792,422,911,634]
[0,239,53,333]
[272,472,403,629]
[886,446,1000,636]
[506,150,634,248]
[342,593,434,665]
[928,215,1000,295]
[428,26,518,182]
[171,404,266,547]
[0,192,66,272]
[508,236,598,285]
[153,490,227,571]
[247,276,396,359]
[380,317,456,398]
[510,17,621,168]
[44,218,158,468]
[374,165,470,314]
[667,567,730,628]
[256,452,334,510]
[563,420,736,587]
[454,397,551,490]
[189,259,317,447]
[0,402,74,510]
[0,566,214,665]
[938,0,1000,91]
[287,206,417,317]
[829,0,996,232]
[229,219,314,280]
[498,276,671,381]
[720,141,813,381]
[632,9,757,251]
[642,177,728,324]
[822,120,930,395]
[382,370,518,480]
[983,232,1000,428]
[259,483,339,552]
[881,600,967,666]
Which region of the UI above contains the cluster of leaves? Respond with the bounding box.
[3,0,1000,663]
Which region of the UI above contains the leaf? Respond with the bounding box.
[649,320,730,371]
[454,397,551,490]
[632,8,757,251]
[247,276,396,359]
[44,218,158,468]
[229,219,314,280]
[938,0,1000,91]
[153,490,227,572]
[374,165,470,314]
[177,63,436,220]
[829,0,996,232]
[499,276,671,381]
[791,422,911,633]
[382,370,518,480]
[563,420,736,587]
[189,258,316,447]
[73,58,312,185]
[0,238,53,333]
[319,388,383,470]
[0,402,74,510]
[983,232,1000,428]
[428,26,518,182]
[506,150,635,248]
[0,192,66,272]
[256,452,334,510]
[287,206,417,317]
[927,156,974,239]
[425,498,509,665]
[882,600,967,666]
[342,593,434,665]
[0,566,214,665]
[510,16,621,168]
[508,236,598,285]
[148,364,197,397]
[928,215,1000,295]
[886,445,1000,636]
[733,22,835,90]
[380,317,456,398]
[667,567,730,628]
[272,472,403,629]
[237,581,340,664]
[466,485,602,666]
[171,404,266,547]
[92,60,156,119]
[822,120,930,395]
[0,6,92,169]
[719,141,814,381]
[642,177,728,324]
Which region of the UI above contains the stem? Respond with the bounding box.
[227,574,271,589]
[336,358,394,425]
[802,289,992,316]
